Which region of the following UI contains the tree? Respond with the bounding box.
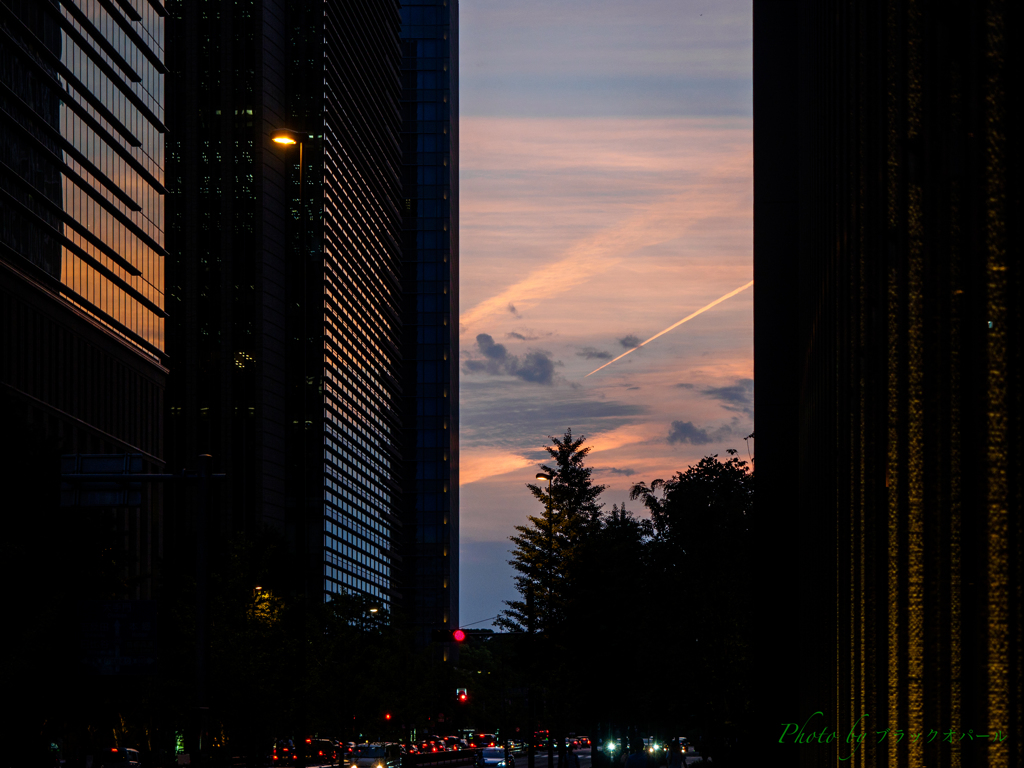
[497,429,607,634]
[630,453,754,762]
[630,453,753,554]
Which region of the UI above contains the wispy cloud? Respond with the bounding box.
[586,280,753,377]
[462,0,752,119]
[507,330,552,341]
[460,382,649,454]
[459,117,752,338]
[577,347,613,360]
[460,448,537,486]
[618,334,641,349]
[508,302,521,317]
[700,377,753,415]
[605,467,637,476]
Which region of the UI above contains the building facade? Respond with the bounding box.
[398,0,460,650]
[0,0,167,594]
[1,1,166,758]
[165,0,405,609]
[753,1,1023,765]
[320,0,405,608]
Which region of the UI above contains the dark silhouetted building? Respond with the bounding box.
[1,0,167,597]
[754,1,1022,765]
[165,0,404,608]
[398,0,460,651]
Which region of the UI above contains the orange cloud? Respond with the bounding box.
[460,117,751,337]
[459,448,537,486]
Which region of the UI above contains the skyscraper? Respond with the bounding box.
[1,0,167,595]
[165,0,404,608]
[398,0,460,651]
[753,2,1023,764]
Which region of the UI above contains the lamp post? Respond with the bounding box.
[535,472,554,631]
[271,126,311,768]
[271,125,314,580]
[534,472,555,768]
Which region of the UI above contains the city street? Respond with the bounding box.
[513,749,705,768]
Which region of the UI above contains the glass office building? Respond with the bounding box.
[753,3,1024,763]
[0,0,166,597]
[320,0,404,608]
[1,0,166,358]
[165,0,404,610]
[398,0,460,648]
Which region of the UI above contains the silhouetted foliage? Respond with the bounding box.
[496,436,755,768]
[498,428,607,634]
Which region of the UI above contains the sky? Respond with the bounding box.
[457,0,753,630]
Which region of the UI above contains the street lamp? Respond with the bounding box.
[270,125,312,562]
[270,128,307,248]
[535,472,553,631]
[272,127,312,768]
[534,472,557,768]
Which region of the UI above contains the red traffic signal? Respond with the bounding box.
[431,628,470,643]
[385,713,391,720]
[456,687,468,702]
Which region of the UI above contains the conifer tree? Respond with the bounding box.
[497,428,606,634]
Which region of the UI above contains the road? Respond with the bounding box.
[513,749,706,768]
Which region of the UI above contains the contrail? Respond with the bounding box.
[585,280,754,377]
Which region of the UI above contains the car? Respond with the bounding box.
[471,734,498,749]
[272,741,298,763]
[643,738,665,755]
[307,739,337,763]
[347,744,401,768]
[477,748,514,768]
[576,738,591,749]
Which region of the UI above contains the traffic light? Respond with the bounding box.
[456,687,468,703]
[430,628,469,643]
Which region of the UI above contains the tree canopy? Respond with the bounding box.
[496,431,755,767]
[499,428,607,634]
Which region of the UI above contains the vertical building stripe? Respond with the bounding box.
[984,3,1009,766]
